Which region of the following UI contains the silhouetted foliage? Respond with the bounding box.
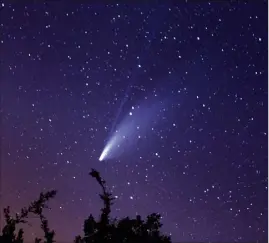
[29,190,57,243]
[0,190,57,243]
[0,206,28,243]
[74,168,171,243]
[1,169,171,243]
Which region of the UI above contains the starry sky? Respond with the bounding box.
[0,2,268,243]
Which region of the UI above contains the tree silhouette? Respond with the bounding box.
[0,190,57,243]
[0,205,28,243]
[29,190,57,243]
[74,169,171,243]
[0,169,171,243]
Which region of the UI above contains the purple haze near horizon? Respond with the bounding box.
[1,2,268,242]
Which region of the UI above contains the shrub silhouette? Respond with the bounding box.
[0,190,57,243]
[0,169,171,243]
[74,169,171,243]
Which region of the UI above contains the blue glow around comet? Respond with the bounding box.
[99,96,167,161]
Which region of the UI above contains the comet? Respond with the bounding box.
[99,96,167,161]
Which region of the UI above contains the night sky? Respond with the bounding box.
[0,2,268,243]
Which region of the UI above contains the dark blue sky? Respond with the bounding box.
[1,2,268,242]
